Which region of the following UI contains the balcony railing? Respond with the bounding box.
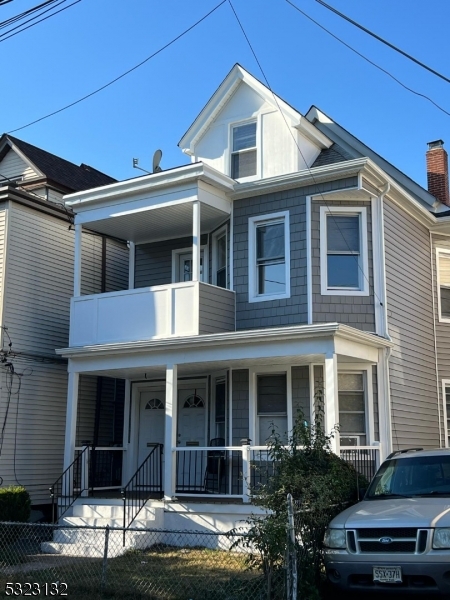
[69,281,235,347]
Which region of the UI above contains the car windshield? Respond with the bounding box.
[366,455,450,499]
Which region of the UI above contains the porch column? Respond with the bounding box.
[164,364,178,501]
[324,353,340,454]
[73,223,82,297]
[63,370,80,471]
[192,201,201,282]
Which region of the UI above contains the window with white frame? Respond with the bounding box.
[249,212,290,302]
[257,374,288,444]
[437,250,450,321]
[444,383,450,446]
[212,227,227,289]
[231,121,257,180]
[338,373,367,446]
[320,206,369,295]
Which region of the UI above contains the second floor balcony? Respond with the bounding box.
[65,163,236,348]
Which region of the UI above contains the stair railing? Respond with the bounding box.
[121,443,163,545]
[49,445,90,523]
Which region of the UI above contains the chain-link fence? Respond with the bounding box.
[0,522,268,599]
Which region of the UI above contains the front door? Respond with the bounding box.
[138,390,165,465]
[177,386,207,491]
[177,252,206,282]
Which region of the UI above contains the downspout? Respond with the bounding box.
[430,231,443,447]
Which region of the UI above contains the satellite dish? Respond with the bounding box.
[153,149,163,173]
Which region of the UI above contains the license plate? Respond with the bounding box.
[373,566,402,583]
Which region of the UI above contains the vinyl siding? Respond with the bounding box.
[384,198,439,449]
[232,370,249,445]
[430,234,450,445]
[198,284,235,334]
[311,199,375,330]
[134,235,208,288]
[233,178,357,330]
[292,366,310,423]
[0,149,38,181]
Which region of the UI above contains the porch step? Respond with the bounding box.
[41,501,165,557]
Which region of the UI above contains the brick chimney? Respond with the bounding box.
[426,139,450,206]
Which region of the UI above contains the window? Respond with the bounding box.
[338,373,366,446]
[320,206,369,296]
[257,374,287,444]
[249,212,290,302]
[444,381,450,447]
[231,122,257,180]
[212,228,227,288]
[437,250,450,321]
[214,378,227,440]
[172,247,208,283]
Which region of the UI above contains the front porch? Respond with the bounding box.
[55,323,392,524]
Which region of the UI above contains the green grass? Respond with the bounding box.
[0,545,265,600]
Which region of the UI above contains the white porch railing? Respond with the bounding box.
[173,445,381,502]
[75,446,125,495]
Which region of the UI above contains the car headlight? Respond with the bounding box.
[433,528,450,549]
[323,528,346,549]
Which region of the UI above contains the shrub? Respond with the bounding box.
[0,486,31,522]
[232,407,363,599]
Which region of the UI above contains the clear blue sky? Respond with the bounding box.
[2,0,450,188]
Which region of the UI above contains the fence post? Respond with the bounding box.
[287,494,298,600]
[101,525,110,592]
[241,439,251,503]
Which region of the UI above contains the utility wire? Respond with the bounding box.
[0,0,15,6]
[286,0,450,119]
[0,0,81,43]
[0,0,62,29]
[7,0,227,134]
[228,0,383,306]
[316,0,450,85]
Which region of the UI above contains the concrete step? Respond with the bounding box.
[71,501,164,520]
[60,516,160,529]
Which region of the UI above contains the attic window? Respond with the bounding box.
[231,122,257,179]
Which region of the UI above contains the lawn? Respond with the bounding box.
[0,545,266,600]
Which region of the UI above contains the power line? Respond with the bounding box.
[0,0,82,43]
[315,0,450,86]
[7,0,227,134]
[0,0,62,29]
[0,0,16,6]
[286,0,450,119]
[227,0,382,306]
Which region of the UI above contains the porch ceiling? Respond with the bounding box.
[82,202,227,244]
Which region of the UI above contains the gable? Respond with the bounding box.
[0,147,40,183]
[181,66,332,182]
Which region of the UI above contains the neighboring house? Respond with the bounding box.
[50,64,450,538]
[0,134,129,511]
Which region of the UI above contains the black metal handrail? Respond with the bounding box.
[49,445,90,523]
[121,443,163,545]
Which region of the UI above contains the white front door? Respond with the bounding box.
[177,386,207,491]
[138,390,165,465]
[177,251,206,283]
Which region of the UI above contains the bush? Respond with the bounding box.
[232,408,363,599]
[0,486,31,522]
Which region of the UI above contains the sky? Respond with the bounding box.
[2,0,450,189]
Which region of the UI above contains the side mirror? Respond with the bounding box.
[358,488,367,501]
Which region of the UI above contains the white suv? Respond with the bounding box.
[323,448,450,595]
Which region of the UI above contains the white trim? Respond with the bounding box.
[442,379,450,448]
[230,203,234,291]
[228,118,260,183]
[171,245,208,283]
[319,205,369,296]
[74,224,82,297]
[436,248,450,323]
[309,363,317,425]
[306,196,312,324]
[337,364,374,446]
[211,225,228,288]
[210,371,227,441]
[371,197,384,335]
[248,210,291,303]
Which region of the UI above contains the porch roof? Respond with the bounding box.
[57,323,393,379]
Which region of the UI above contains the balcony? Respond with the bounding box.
[69,281,236,347]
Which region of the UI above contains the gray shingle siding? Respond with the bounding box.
[233,178,358,330]
[311,143,355,168]
[292,366,310,423]
[312,199,376,331]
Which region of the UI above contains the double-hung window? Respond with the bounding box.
[320,206,369,295]
[338,373,367,446]
[231,121,257,180]
[257,374,288,444]
[212,228,227,288]
[437,250,450,321]
[249,212,290,302]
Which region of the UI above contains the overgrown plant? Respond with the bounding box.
[231,404,362,599]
